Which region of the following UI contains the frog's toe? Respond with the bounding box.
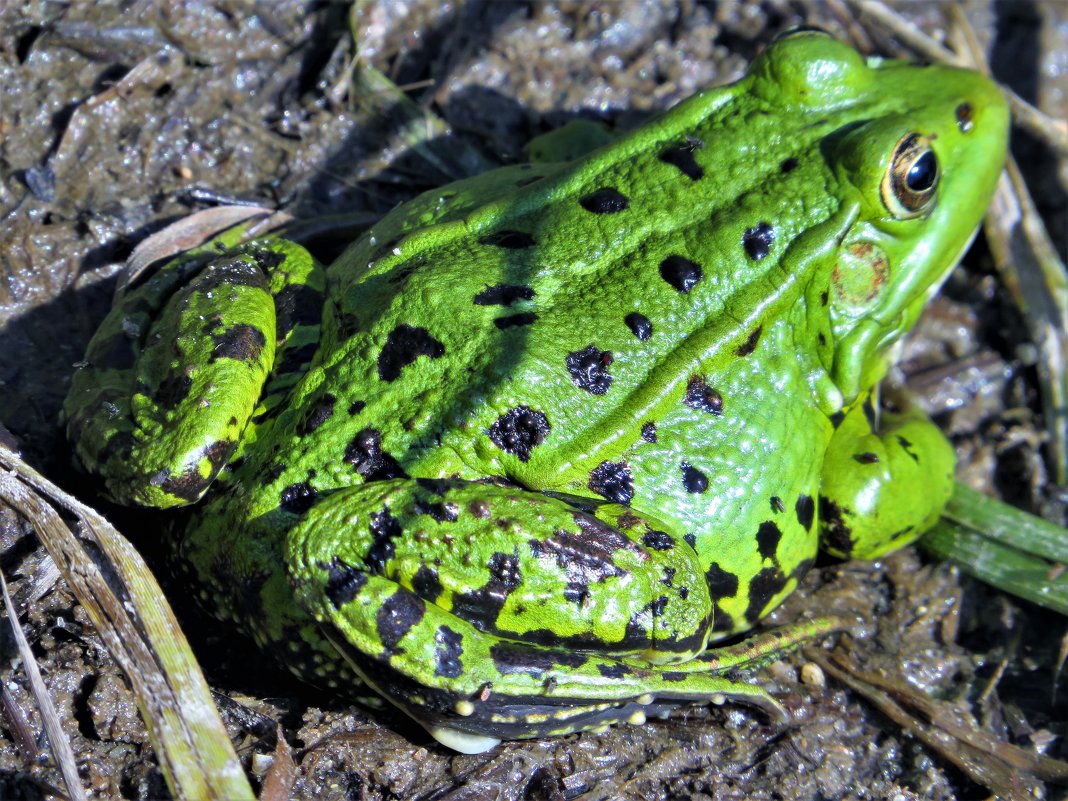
[425,727,501,754]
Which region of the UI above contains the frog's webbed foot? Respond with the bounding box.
[63,237,322,508]
[819,395,955,559]
[286,478,786,749]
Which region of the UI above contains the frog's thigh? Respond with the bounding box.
[289,478,715,662]
[819,396,955,559]
[287,478,782,747]
[63,238,321,508]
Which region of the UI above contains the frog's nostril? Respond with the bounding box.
[955,102,974,133]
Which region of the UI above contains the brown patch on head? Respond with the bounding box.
[831,241,890,313]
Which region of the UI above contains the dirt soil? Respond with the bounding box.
[0,2,1065,800]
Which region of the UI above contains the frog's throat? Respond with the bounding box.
[830,222,983,403]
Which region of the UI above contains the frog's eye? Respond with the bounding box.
[881,134,939,219]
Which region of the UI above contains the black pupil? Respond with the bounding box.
[906,151,937,192]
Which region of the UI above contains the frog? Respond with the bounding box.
[62,32,1009,753]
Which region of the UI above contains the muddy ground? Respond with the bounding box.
[0,1,1065,799]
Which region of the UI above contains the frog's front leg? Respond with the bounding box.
[63,237,323,507]
[288,478,785,752]
[819,395,956,559]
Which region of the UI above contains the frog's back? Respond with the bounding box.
[242,75,862,525]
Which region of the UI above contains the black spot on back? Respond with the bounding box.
[742,222,775,261]
[412,566,444,603]
[659,255,703,293]
[413,495,459,523]
[433,626,464,678]
[211,323,266,362]
[642,529,675,551]
[321,557,367,607]
[473,284,535,306]
[684,376,723,415]
[819,496,854,556]
[377,324,444,381]
[795,494,815,531]
[479,230,536,249]
[588,460,634,505]
[156,440,234,503]
[597,663,631,679]
[298,393,336,435]
[488,406,551,462]
[493,312,538,329]
[367,507,402,573]
[780,157,799,173]
[659,142,704,180]
[580,187,629,214]
[375,591,425,651]
[640,422,657,443]
[756,520,782,560]
[897,435,919,462]
[452,552,522,632]
[280,481,317,514]
[744,567,788,625]
[624,312,653,341]
[344,427,407,480]
[735,325,762,357]
[566,344,613,394]
[705,562,739,601]
[274,283,323,339]
[681,462,708,494]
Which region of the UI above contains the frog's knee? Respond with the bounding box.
[64,251,283,507]
[820,408,955,559]
[288,480,714,662]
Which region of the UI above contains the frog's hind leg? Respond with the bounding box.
[315,570,788,752]
[63,237,323,508]
[287,478,796,750]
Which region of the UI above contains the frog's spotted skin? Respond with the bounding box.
[64,33,1009,752]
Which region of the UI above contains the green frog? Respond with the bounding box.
[63,32,1009,753]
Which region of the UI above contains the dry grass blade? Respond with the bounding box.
[946,9,1068,486]
[808,649,1062,799]
[258,726,298,801]
[347,1,494,186]
[985,161,1068,483]
[844,0,1068,158]
[0,568,87,801]
[0,681,39,763]
[0,448,254,801]
[825,650,1068,781]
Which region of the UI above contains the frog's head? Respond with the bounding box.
[752,32,1010,402]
